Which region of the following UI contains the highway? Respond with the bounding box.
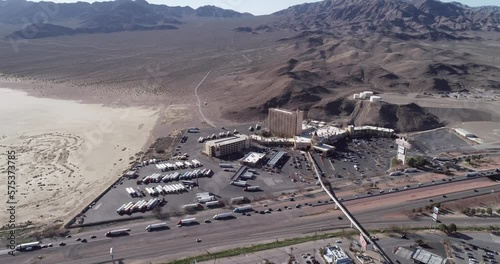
[2,181,499,264]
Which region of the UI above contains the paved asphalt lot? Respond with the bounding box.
[411,129,474,155]
[379,231,500,264]
[82,129,498,225]
[81,124,319,225]
[324,137,397,180]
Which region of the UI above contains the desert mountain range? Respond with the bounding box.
[2,0,252,38]
[1,0,500,132]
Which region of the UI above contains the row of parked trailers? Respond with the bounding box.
[230,181,261,192]
[141,169,212,184]
[144,184,187,196]
[116,198,160,215]
[156,160,203,171]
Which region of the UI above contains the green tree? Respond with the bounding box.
[438,224,449,234]
[417,208,423,213]
[436,203,441,208]
[487,208,493,216]
[481,209,486,214]
[448,223,457,234]
[470,208,476,215]
[391,158,399,167]
[465,157,471,164]
[415,156,428,167]
[407,157,417,168]
[496,209,500,214]
[462,208,471,215]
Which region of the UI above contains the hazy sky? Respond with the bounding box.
[32,0,500,16]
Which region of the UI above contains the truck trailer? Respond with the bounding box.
[146,222,168,231]
[213,212,234,220]
[15,241,42,251]
[244,186,261,192]
[233,205,253,213]
[177,218,197,226]
[105,228,131,237]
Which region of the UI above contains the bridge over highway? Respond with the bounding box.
[307,151,394,264]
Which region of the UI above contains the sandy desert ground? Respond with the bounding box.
[0,88,160,227]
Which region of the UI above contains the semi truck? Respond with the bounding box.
[233,205,253,213]
[231,180,248,187]
[244,186,261,192]
[205,200,222,207]
[177,218,197,226]
[146,222,168,231]
[105,228,131,237]
[213,212,234,220]
[182,203,203,210]
[15,241,42,251]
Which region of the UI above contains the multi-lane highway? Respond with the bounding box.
[2,179,499,264]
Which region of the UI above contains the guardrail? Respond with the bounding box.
[307,152,394,264]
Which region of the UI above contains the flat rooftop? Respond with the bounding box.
[206,134,248,146]
[412,248,446,264]
[241,152,266,163]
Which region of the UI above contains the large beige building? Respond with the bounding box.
[267,108,304,138]
[203,134,250,157]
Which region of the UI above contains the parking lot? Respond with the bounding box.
[323,137,398,181]
[449,232,500,264]
[78,124,322,226]
[410,129,473,155]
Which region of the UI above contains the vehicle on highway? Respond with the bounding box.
[105,228,131,237]
[213,212,234,220]
[389,171,405,176]
[15,241,42,252]
[81,239,87,243]
[177,218,198,227]
[233,205,253,213]
[196,238,202,243]
[90,235,96,239]
[59,242,66,246]
[466,172,479,178]
[146,222,168,231]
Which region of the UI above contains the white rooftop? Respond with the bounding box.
[412,248,446,264]
[250,135,294,143]
[316,126,347,138]
[294,136,312,143]
[353,126,394,133]
[241,152,266,164]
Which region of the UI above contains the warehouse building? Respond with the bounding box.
[203,134,250,157]
[268,108,304,138]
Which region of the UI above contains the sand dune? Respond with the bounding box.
[0,88,159,226]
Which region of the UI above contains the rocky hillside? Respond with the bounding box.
[266,0,500,34]
[348,101,443,132]
[1,0,252,39]
[215,0,500,129]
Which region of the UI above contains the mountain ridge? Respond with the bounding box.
[0,0,252,39]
